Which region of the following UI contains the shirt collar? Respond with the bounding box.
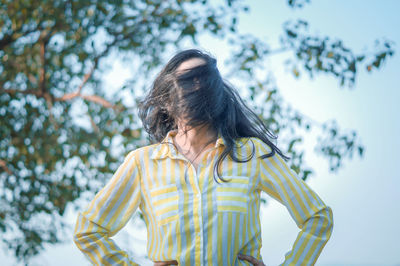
[150,129,226,160]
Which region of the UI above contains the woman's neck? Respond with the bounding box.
[173,124,217,155]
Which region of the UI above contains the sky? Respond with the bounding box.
[2,0,400,265]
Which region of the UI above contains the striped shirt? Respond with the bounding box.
[73,129,333,265]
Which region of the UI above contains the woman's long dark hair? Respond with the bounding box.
[138,48,289,183]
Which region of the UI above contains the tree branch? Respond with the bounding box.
[267,47,290,55]
[78,58,98,95]
[87,111,100,133]
[53,57,116,109]
[1,30,126,110]
[1,88,116,109]
[39,39,47,94]
[80,95,115,109]
[1,89,44,97]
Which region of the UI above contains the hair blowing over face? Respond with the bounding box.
[137,49,289,183]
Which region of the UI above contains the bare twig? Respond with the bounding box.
[0,159,13,175]
[87,111,100,133]
[78,58,98,95]
[43,92,59,130]
[267,47,290,55]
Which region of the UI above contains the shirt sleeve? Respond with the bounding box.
[256,142,334,266]
[73,150,142,266]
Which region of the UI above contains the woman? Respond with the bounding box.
[73,49,333,266]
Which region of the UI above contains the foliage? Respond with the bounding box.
[0,0,395,262]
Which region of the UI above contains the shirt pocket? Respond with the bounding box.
[149,183,179,226]
[216,175,249,213]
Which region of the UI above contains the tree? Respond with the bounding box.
[0,0,395,263]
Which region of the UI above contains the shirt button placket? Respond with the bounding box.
[194,164,203,266]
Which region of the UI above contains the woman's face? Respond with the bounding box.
[174,57,207,128]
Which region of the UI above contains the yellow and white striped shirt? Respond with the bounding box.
[74,129,333,265]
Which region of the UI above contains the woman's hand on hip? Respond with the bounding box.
[238,253,266,266]
[153,254,265,265]
[153,260,178,266]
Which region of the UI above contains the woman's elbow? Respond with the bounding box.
[324,206,334,239]
[73,213,86,246]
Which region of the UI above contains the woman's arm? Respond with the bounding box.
[73,150,142,265]
[257,144,334,266]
